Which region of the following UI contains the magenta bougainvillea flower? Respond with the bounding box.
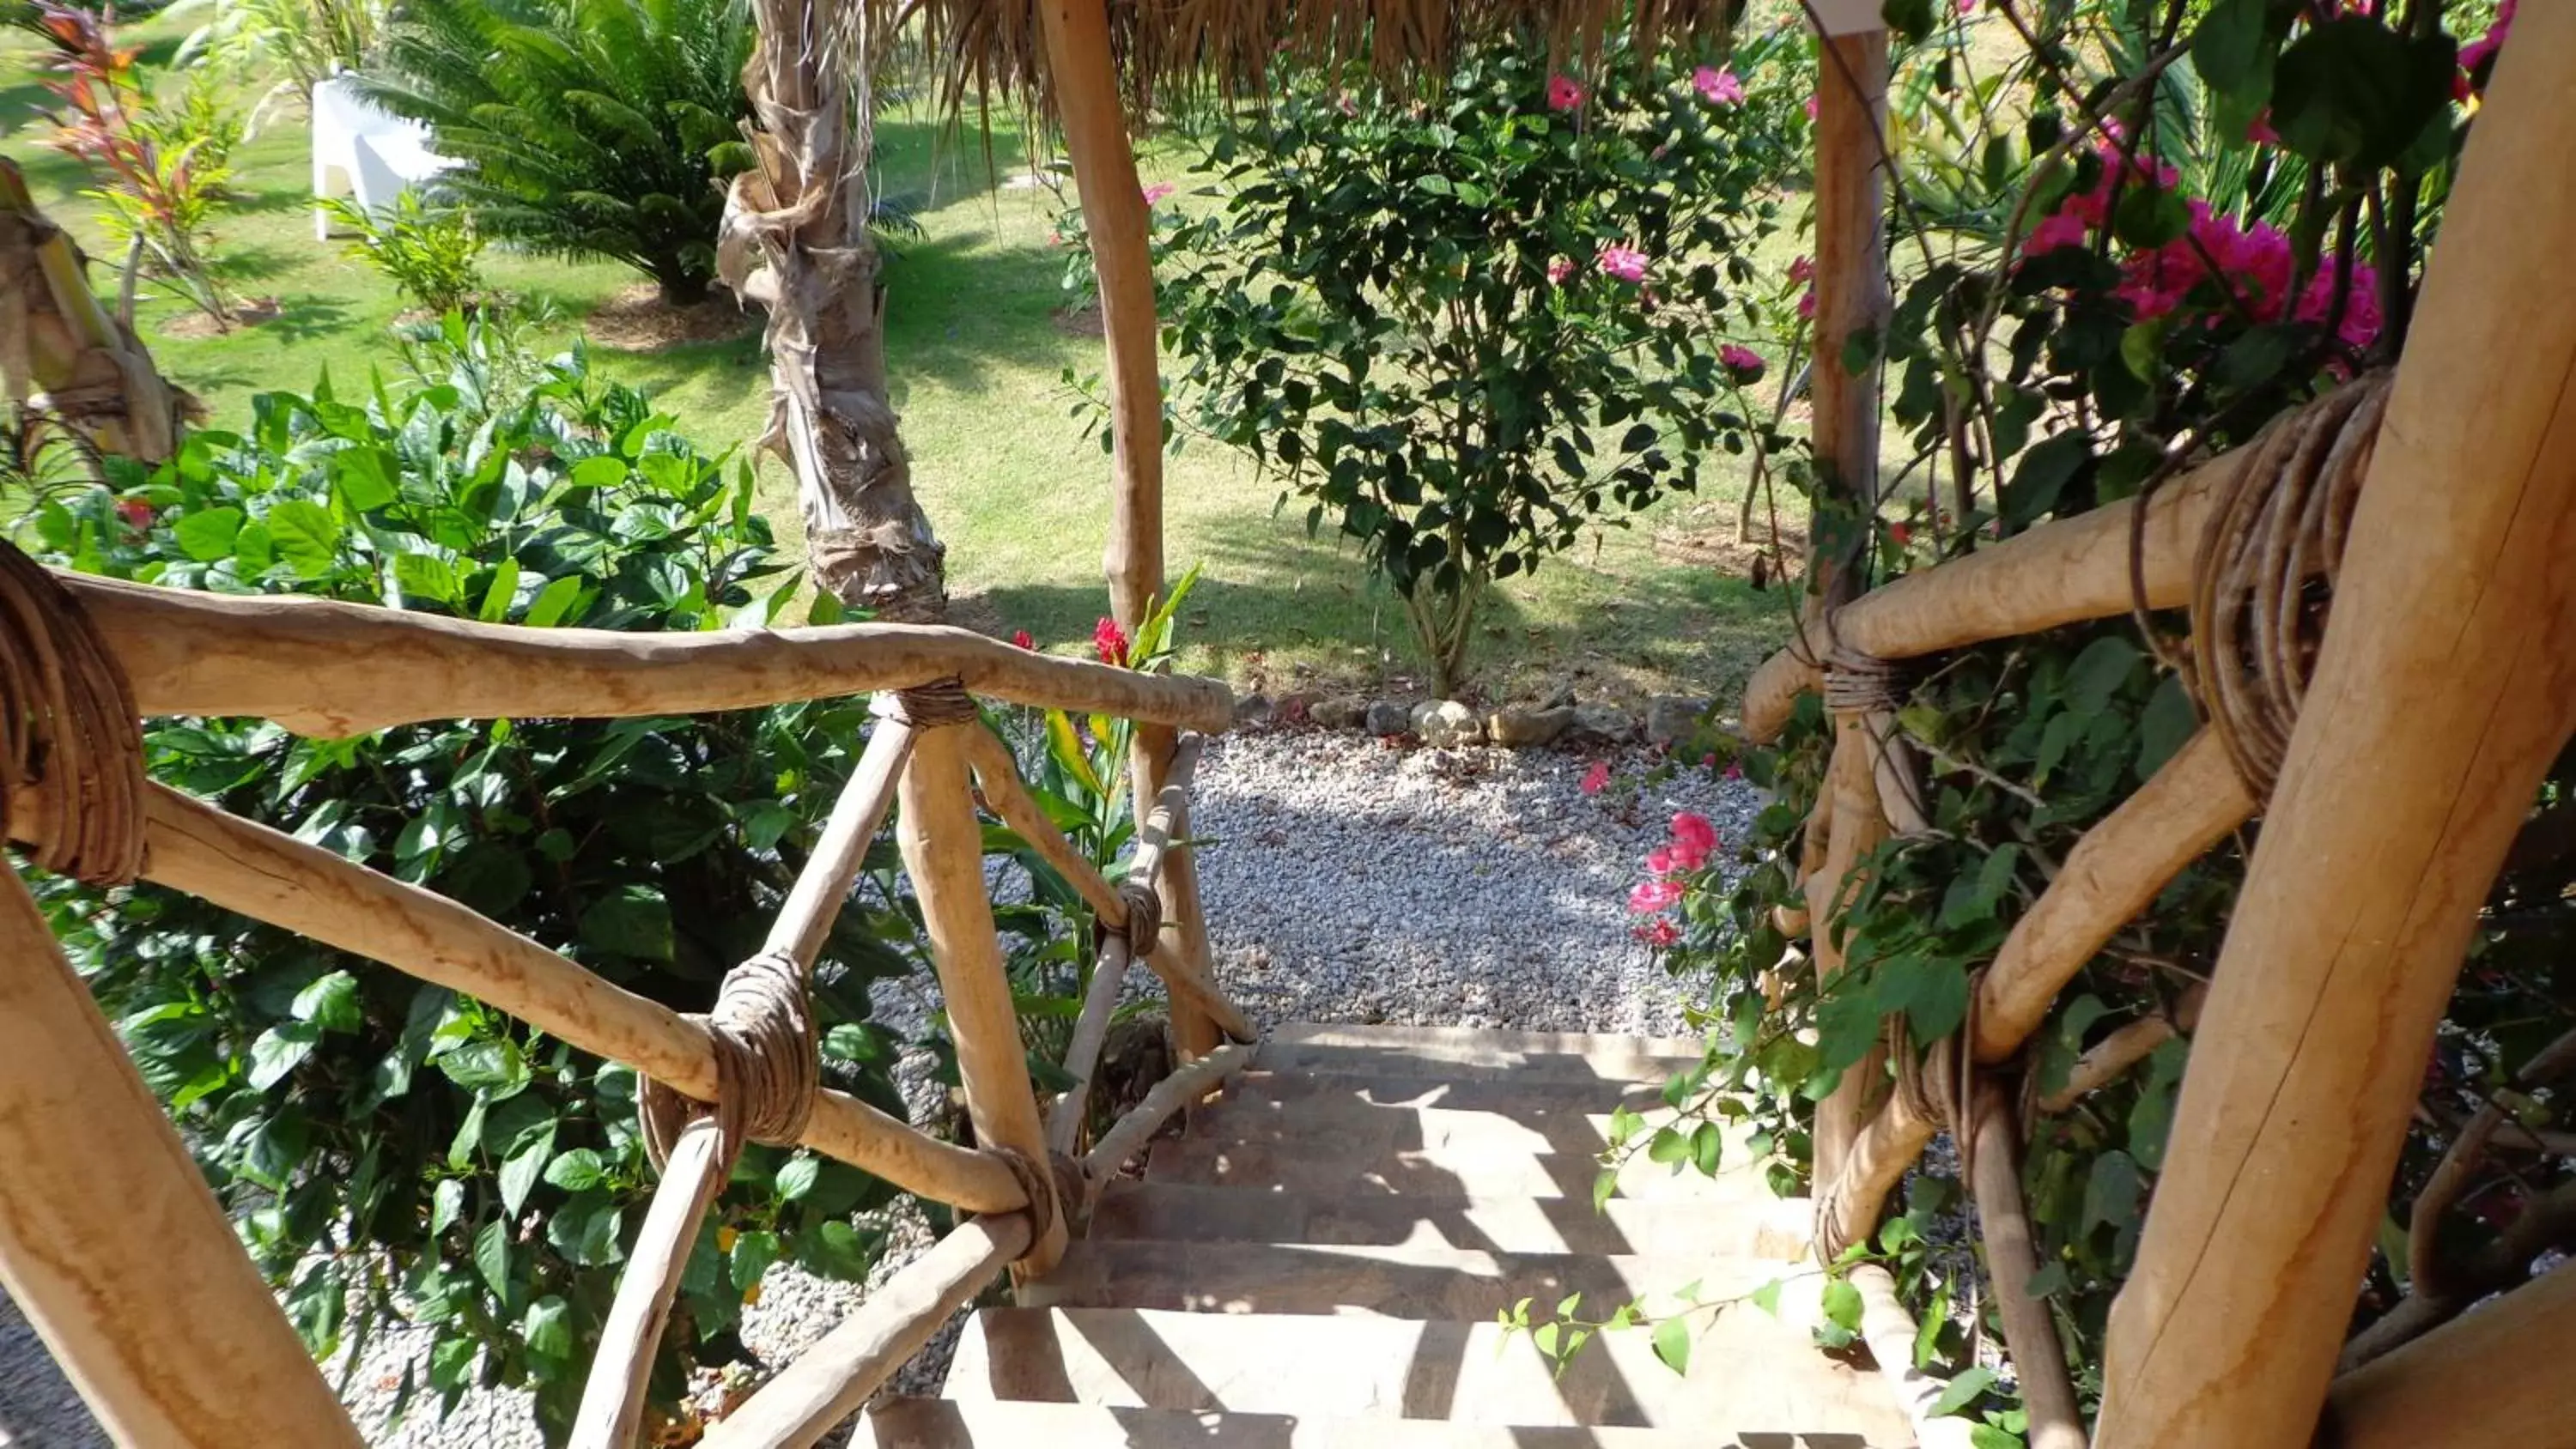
[1692,66,1746,106]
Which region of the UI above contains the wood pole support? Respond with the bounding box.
[1968,1088,2087,1449]
[1809,713,1889,1186]
[1972,728,2251,1064]
[0,867,363,1448]
[1046,932,1134,1157]
[2322,1260,2576,1449]
[2037,985,2204,1114]
[895,725,1070,1276]
[697,1211,1034,1449]
[1810,26,1890,585]
[1846,1264,1978,1449]
[574,721,914,1445]
[957,723,1127,928]
[1083,1041,1255,1191]
[2096,18,2576,1445]
[28,784,1029,1214]
[569,1119,729,1449]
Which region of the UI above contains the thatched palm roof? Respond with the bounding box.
[906,0,1745,110]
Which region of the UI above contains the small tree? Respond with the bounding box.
[1139,33,1794,694]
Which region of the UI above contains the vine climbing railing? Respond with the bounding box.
[0,561,1257,1449]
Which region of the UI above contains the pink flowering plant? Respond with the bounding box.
[1110,28,1799,693]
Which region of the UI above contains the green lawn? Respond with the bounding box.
[2,15,1799,706]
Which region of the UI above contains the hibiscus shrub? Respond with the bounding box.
[1121,29,1803,694]
[26,321,925,1441]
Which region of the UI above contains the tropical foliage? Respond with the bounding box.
[25,321,920,1440]
[357,0,755,305]
[325,188,489,315]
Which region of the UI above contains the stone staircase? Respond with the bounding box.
[854,1023,1917,1446]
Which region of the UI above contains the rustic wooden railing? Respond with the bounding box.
[1763,13,2576,1446]
[0,568,1257,1449]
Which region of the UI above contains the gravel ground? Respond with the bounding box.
[0,729,1754,1447]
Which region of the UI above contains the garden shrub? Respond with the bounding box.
[325,190,489,316]
[357,0,755,305]
[25,318,924,1439]
[1084,29,1805,695]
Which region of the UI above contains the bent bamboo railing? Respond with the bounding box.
[1768,14,2576,1446]
[0,565,1256,1449]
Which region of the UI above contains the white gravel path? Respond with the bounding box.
[0,729,1755,1448]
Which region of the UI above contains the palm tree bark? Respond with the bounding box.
[720,4,945,621]
[0,159,192,464]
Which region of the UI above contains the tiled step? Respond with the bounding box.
[1144,1131,1767,1203]
[1085,1180,1812,1259]
[943,1306,1909,1439]
[858,1398,1784,1447]
[1226,1069,1676,1115]
[1022,1238,1786,1319]
[1255,1023,1707,1085]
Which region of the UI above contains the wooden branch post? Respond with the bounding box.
[0,868,363,1447]
[896,724,1071,1276]
[1809,716,1888,1187]
[2324,1259,2576,1449]
[1810,21,1889,602]
[1969,1088,2085,1449]
[1032,0,1227,1064]
[2097,17,2576,1445]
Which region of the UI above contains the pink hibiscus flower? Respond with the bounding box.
[1597,245,1649,284]
[1547,74,1586,112]
[1141,182,1176,206]
[1692,66,1746,106]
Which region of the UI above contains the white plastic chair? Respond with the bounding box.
[310,75,461,241]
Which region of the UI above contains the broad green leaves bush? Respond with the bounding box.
[27,319,920,1439]
[1091,30,1802,694]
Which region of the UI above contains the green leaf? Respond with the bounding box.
[2066,635,2143,718]
[265,499,343,579]
[547,1194,624,1267]
[580,885,674,962]
[525,573,584,627]
[248,1022,319,1091]
[2184,0,2287,140]
[1929,1365,1997,1417]
[473,1217,512,1300]
[523,1294,572,1361]
[439,1038,531,1096]
[1880,0,1932,42]
[1689,1119,1722,1177]
[545,1148,608,1191]
[1821,1276,1865,1333]
[291,970,364,1033]
[2136,673,2199,779]
[333,446,401,512]
[173,506,243,561]
[478,559,520,623]
[799,1219,873,1278]
[2083,1149,2145,1232]
[396,551,462,608]
[2025,1261,2070,1299]
[2004,432,2088,529]
[1045,711,1104,797]
[1647,1126,1690,1165]
[1592,1166,1619,1213]
[776,1154,821,1202]
[1748,1278,1783,1317]
[730,1228,781,1294]
[431,1178,465,1237]
[1970,1428,2026,1449]
[498,1122,555,1218]
[2127,1038,2192,1171]
[571,454,629,489]
[1650,1315,1692,1375]
[2270,20,2458,171]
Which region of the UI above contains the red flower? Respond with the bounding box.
[1546,74,1586,112]
[114,498,154,532]
[1092,617,1130,666]
[1628,878,1685,913]
[1670,811,1717,858]
[1580,761,1612,796]
[1631,918,1681,948]
[1012,629,1034,650]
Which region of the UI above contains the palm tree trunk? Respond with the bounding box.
[720,3,945,621]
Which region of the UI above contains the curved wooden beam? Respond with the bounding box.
[1083,1041,1255,1189]
[2324,1260,2576,1449]
[10,782,1030,1215]
[1973,729,2251,1064]
[1741,449,2250,744]
[58,572,1236,737]
[698,1211,1035,1448]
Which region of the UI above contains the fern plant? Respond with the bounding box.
[356,0,753,305]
